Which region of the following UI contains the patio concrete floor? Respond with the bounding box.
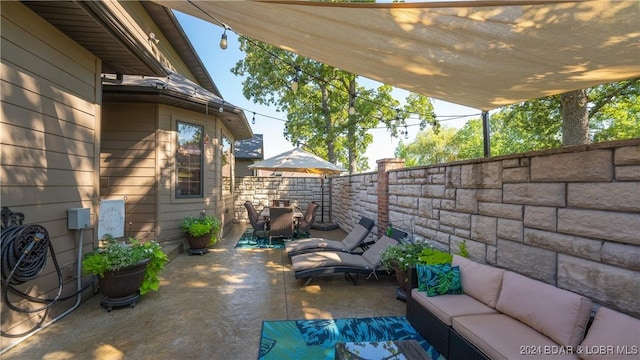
[2,224,405,360]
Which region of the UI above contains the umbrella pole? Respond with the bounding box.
[320,176,325,223]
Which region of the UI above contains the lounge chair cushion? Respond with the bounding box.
[452,314,579,360]
[579,306,640,360]
[411,290,497,326]
[286,223,370,254]
[292,251,374,273]
[496,271,592,348]
[452,255,505,308]
[361,235,397,267]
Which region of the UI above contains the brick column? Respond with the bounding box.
[377,158,405,238]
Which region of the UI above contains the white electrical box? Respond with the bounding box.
[68,208,91,229]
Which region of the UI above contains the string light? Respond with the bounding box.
[252,112,256,125]
[291,66,300,92]
[219,100,225,113]
[219,27,228,50]
[185,2,482,137]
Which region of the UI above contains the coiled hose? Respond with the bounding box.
[0,224,63,314]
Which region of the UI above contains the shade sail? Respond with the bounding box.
[248,147,345,175]
[153,0,639,111]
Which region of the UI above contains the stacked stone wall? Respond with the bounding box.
[233,176,327,223]
[330,139,640,317]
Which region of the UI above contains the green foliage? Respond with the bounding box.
[417,248,453,266]
[396,79,638,166]
[458,241,469,258]
[231,37,435,173]
[181,215,221,245]
[380,241,432,272]
[82,236,169,296]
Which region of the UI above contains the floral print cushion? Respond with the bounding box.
[416,264,463,297]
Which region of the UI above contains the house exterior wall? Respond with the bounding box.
[1,2,100,339]
[331,139,640,318]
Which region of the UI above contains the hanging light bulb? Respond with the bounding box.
[252,112,256,125]
[291,66,300,92]
[404,125,409,139]
[219,100,224,113]
[219,27,228,50]
[348,93,356,115]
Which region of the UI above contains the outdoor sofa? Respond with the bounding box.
[406,255,640,360]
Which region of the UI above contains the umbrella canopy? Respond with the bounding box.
[248,148,345,175]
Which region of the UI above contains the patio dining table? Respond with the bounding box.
[260,206,304,220]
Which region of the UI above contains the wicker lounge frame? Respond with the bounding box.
[285,216,375,257]
[291,235,398,287]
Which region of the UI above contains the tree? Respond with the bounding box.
[231,37,435,173]
[395,79,639,166]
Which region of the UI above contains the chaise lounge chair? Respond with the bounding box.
[291,235,398,287]
[285,216,375,257]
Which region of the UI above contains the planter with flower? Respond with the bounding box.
[180,214,221,255]
[380,241,432,300]
[82,235,169,311]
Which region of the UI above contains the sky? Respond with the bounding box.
[174,11,482,171]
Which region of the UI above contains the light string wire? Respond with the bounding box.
[185,1,482,132]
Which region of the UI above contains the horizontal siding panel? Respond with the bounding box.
[1,186,94,206]
[2,144,93,171]
[1,69,96,125]
[2,124,93,157]
[100,167,155,178]
[100,148,158,159]
[102,185,156,196]
[0,202,95,226]
[1,39,95,101]
[99,158,156,168]
[101,140,155,151]
[106,176,155,187]
[1,101,95,142]
[1,167,93,187]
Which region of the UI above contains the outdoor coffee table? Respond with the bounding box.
[335,340,432,360]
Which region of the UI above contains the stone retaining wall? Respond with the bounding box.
[331,139,640,317]
[234,176,328,223]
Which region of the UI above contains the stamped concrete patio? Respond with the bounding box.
[2,224,404,360]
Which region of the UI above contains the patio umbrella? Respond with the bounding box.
[248,147,345,223]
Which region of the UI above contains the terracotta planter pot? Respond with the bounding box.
[188,233,211,250]
[99,258,149,311]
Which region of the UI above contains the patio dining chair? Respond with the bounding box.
[268,206,294,245]
[244,201,267,239]
[296,201,319,238]
[272,199,290,207]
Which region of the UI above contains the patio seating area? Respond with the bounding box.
[2,224,404,360]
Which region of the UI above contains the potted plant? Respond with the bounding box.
[82,235,169,311]
[181,214,221,254]
[380,241,432,300]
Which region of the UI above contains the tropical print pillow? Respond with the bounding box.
[416,264,463,297]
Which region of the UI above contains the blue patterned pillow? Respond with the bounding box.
[416,264,463,297]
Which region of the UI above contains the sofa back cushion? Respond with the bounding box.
[496,271,592,348]
[579,306,640,360]
[452,255,505,308]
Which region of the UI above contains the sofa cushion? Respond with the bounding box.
[579,306,640,360]
[452,314,579,360]
[452,255,505,308]
[416,264,463,296]
[411,289,497,326]
[496,271,592,348]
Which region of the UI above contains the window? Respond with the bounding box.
[176,121,203,197]
[222,136,232,194]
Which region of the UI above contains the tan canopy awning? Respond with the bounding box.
[152,1,639,111]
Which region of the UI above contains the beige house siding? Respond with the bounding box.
[1,2,100,337]
[100,103,158,240]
